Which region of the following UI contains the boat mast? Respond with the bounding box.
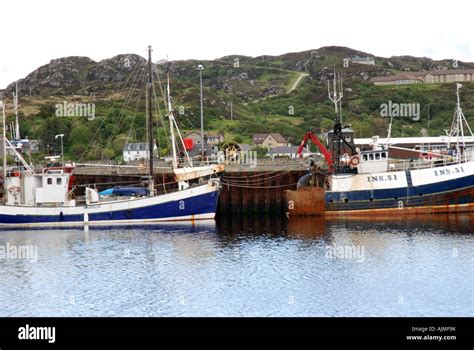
[146,45,154,195]
[450,84,473,162]
[328,70,344,172]
[1,101,6,203]
[167,76,178,169]
[14,82,20,141]
[328,69,343,122]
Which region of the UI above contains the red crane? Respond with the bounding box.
[296,130,334,172]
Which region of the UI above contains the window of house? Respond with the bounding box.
[47,178,52,185]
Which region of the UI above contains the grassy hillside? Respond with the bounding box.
[1,46,473,162]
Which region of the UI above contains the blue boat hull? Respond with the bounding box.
[0,187,220,227]
[325,171,474,214]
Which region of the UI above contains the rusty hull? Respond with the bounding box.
[286,187,325,216]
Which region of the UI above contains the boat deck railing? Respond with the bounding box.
[388,153,473,172]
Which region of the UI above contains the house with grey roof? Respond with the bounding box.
[123,142,157,163]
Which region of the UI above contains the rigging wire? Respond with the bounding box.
[104,67,148,149]
[78,60,146,161]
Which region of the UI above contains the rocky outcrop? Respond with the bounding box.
[5,47,474,101]
[6,54,147,95]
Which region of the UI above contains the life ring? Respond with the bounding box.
[349,155,360,167]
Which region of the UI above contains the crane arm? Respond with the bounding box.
[297,130,334,171]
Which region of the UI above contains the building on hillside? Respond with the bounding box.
[185,131,224,146]
[370,69,474,85]
[184,131,224,157]
[252,133,289,150]
[351,55,375,66]
[205,132,225,145]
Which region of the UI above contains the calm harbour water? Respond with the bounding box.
[0,214,473,317]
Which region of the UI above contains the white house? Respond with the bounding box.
[123,142,157,163]
[351,55,375,65]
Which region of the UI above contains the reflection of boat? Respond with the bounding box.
[288,79,474,216]
[0,46,223,228]
[286,216,326,238]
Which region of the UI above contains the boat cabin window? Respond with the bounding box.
[363,154,368,161]
[381,152,387,158]
[375,153,380,160]
[369,154,374,161]
[57,178,62,185]
[47,178,53,185]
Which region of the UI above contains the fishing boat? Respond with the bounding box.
[288,78,474,216]
[0,46,223,227]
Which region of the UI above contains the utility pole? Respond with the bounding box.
[198,64,205,158]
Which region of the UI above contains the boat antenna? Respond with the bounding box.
[146,45,155,195]
[328,69,345,172]
[328,68,343,122]
[449,84,473,162]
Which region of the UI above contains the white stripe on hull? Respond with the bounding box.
[0,213,216,228]
[330,161,474,193]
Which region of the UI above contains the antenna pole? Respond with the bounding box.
[328,70,343,121]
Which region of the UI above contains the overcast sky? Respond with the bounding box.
[1,0,473,88]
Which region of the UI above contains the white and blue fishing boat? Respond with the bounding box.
[0,46,223,227]
[290,80,474,216]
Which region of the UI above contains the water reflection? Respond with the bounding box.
[0,214,472,317]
